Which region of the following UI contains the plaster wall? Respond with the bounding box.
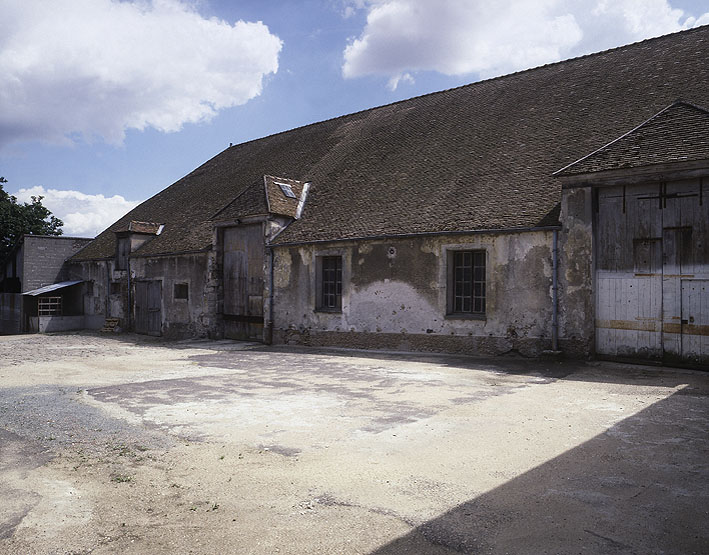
[33,315,100,333]
[272,231,557,356]
[69,252,213,338]
[130,253,212,339]
[558,188,595,356]
[66,260,115,324]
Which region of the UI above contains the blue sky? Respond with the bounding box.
[1,0,708,237]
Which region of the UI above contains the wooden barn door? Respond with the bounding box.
[595,179,709,365]
[223,225,264,341]
[660,181,709,364]
[595,184,663,360]
[134,280,162,336]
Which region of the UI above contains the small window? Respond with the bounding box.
[38,296,62,316]
[276,181,297,199]
[174,283,189,300]
[110,281,121,295]
[317,256,342,311]
[448,250,486,315]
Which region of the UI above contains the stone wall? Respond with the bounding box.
[558,188,595,357]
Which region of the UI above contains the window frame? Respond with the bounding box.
[173,282,189,301]
[446,249,486,319]
[315,254,343,312]
[38,296,62,316]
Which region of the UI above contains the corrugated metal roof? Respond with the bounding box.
[23,281,83,296]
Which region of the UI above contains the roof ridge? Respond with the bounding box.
[226,25,709,152]
[553,98,709,175]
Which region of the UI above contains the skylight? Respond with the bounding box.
[275,181,297,198]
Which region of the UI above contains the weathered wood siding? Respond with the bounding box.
[223,225,264,341]
[134,280,162,336]
[595,178,709,365]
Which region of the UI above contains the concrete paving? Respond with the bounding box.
[0,332,707,554]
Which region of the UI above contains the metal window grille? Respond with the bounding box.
[321,256,342,309]
[453,251,485,313]
[38,296,62,316]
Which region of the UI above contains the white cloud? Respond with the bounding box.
[0,0,283,148]
[342,0,708,88]
[387,72,414,91]
[13,186,141,237]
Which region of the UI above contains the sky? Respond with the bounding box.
[1,0,708,238]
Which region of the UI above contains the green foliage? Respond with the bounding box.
[0,176,63,260]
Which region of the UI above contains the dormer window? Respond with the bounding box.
[276,181,297,198]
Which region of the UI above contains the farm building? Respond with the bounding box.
[68,26,709,366]
[0,235,94,334]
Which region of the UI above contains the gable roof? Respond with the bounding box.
[555,101,709,176]
[73,25,709,260]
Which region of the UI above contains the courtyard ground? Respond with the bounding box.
[0,332,707,554]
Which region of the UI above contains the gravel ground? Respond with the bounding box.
[1,332,708,555]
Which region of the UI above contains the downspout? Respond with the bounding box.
[127,252,132,331]
[266,245,274,345]
[105,260,110,318]
[551,229,559,351]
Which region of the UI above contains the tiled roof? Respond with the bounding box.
[72,26,709,259]
[211,182,269,222]
[555,101,709,176]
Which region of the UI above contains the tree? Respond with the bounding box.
[1,176,63,261]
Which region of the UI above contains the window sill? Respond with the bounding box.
[315,308,342,314]
[445,313,486,321]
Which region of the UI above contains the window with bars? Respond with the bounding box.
[38,296,62,316]
[448,250,486,316]
[317,255,342,311]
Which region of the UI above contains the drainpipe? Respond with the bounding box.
[552,229,559,351]
[105,260,110,318]
[265,245,274,345]
[127,253,132,331]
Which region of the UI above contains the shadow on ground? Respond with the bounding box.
[371,389,709,555]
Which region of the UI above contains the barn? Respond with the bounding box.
[68,26,709,367]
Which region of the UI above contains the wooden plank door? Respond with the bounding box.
[661,179,709,364]
[681,279,709,363]
[595,184,663,359]
[134,280,162,336]
[223,225,264,341]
